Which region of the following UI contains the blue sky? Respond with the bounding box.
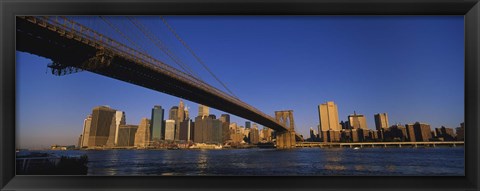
[16,16,464,149]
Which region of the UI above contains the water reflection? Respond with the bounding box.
[195,150,209,175]
[46,147,463,176]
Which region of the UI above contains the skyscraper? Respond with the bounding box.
[184,106,190,120]
[113,111,126,146]
[134,118,151,147]
[88,106,116,147]
[245,121,251,129]
[249,126,259,144]
[348,111,368,130]
[456,122,465,141]
[176,100,186,140]
[198,104,209,118]
[318,101,341,142]
[117,125,138,147]
[406,122,432,142]
[374,113,389,131]
[165,120,176,141]
[179,119,194,141]
[220,114,230,142]
[80,115,92,148]
[169,106,179,120]
[150,105,165,141]
[194,116,205,143]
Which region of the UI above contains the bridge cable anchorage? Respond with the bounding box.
[159,16,239,99]
[126,16,201,80]
[99,16,148,54]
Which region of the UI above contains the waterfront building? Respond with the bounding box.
[340,129,352,142]
[318,101,341,142]
[456,122,465,141]
[351,129,359,142]
[243,127,251,138]
[374,113,389,131]
[88,106,117,147]
[113,111,126,146]
[435,126,456,141]
[179,119,194,141]
[348,111,368,130]
[117,125,138,147]
[340,121,350,130]
[406,124,416,142]
[228,122,242,144]
[212,119,222,144]
[134,118,151,147]
[249,126,260,144]
[406,122,432,142]
[80,115,92,148]
[384,124,408,141]
[150,105,165,141]
[104,110,126,147]
[220,114,231,142]
[165,119,176,141]
[194,116,205,143]
[198,104,209,118]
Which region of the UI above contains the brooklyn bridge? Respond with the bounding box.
[16,16,301,148]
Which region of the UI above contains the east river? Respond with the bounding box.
[31,147,464,176]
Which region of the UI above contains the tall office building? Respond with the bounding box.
[249,126,259,144]
[113,111,126,146]
[220,114,231,142]
[318,101,341,142]
[169,106,179,120]
[262,127,273,142]
[348,111,368,130]
[178,100,185,122]
[456,122,465,141]
[80,115,92,148]
[184,106,190,120]
[150,105,165,141]
[245,121,251,129]
[179,119,194,141]
[88,106,117,147]
[212,119,222,144]
[117,125,138,147]
[134,118,151,147]
[194,114,218,143]
[198,104,209,118]
[374,113,389,131]
[175,100,186,140]
[435,126,455,141]
[165,120,176,141]
[406,122,432,142]
[194,116,205,143]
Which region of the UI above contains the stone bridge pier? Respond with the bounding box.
[275,110,296,149]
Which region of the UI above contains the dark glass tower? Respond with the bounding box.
[151,105,165,141]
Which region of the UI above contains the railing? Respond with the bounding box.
[19,16,284,130]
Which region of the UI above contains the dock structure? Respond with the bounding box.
[296,141,464,148]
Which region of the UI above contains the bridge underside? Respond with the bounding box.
[16,18,291,133]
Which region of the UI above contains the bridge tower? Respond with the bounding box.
[274,110,296,149]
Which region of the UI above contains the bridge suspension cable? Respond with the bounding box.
[159,16,238,99]
[127,16,201,80]
[99,16,147,54]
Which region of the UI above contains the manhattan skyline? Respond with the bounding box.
[16,16,464,149]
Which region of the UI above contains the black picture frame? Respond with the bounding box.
[1,0,479,190]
